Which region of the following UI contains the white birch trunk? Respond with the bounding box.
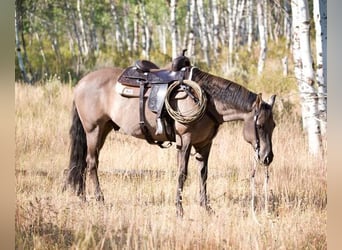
[35,32,47,67]
[257,0,267,75]
[212,0,220,58]
[110,0,123,52]
[247,0,254,52]
[284,0,291,50]
[183,3,190,50]
[170,0,178,59]
[187,0,196,58]
[140,2,150,59]
[264,0,271,42]
[313,0,327,135]
[228,0,237,69]
[197,0,210,66]
[158,25,167,54]
[132,5,139,52]
[291,0,322,156]
[15,8,30,83]
[235,0,245,47]
[77,0,88,56]
[123,12,132,51]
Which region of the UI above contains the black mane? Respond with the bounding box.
[191,68,257,112]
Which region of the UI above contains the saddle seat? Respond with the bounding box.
[135,60,159,72]
[117,63,186,88]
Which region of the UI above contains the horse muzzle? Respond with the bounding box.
[262,151,273,166]
[255,149,273,166]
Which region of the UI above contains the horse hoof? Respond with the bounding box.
[95,194,105,203]
[79,195,86,202]
[206,205,215,215]
[176,207,184,218]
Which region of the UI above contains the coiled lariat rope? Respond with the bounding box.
[165,80,207,124]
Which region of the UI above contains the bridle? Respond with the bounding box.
[253,109,261,160]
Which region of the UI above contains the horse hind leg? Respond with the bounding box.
[85,122,114,202]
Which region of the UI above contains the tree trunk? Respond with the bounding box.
[234,0,245,48]
[123,6,132,52]
[139,2,150,59]
[89,7,99,54]
[15,7,30,83]
[247,0,254,52]
[313,0,327,135]
[46,3,63,74]
[291,0,322,156]
[197,0,210,66]
[64,1,83,76]
[227,0,237,69]
[170,0,178,59]
[186,0,196,59]
[110,0,123,52]
[284,0,291,50]
[257,0,267,75]
[158,25,167,54]
[133,5,139,52]
[212,0,220,58]
[34,32,49,76]
[77,0,89,56]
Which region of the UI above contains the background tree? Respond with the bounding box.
[15,0,30,83]
[313,0,327,135]
[291,0,322,156]
[169,0,178,59]
[257,0,267,75]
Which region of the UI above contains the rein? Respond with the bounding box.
[253,110,260,159]
[251,107,271,224]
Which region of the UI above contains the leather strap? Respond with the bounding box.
[138,80,169,148]
[139,80,153,144]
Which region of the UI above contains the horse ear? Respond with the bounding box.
[268,95,276,108]
[253,93,262,111]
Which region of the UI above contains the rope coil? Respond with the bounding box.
[165,80,207,124]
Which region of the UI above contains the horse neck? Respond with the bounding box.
[191,68,257,123]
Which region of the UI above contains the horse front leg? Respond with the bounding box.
[175,134,192,217]
[194,142,214,214]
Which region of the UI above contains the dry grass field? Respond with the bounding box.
[15,80,326,249]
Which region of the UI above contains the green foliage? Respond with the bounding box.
[15,0,302,99]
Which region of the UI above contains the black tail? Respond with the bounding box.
[63,102,87,196]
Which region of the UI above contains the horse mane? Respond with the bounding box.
[191,68,257,112]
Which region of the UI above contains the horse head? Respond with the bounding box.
[243,94,276,166]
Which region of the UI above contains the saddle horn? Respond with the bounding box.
[172,49,190,71]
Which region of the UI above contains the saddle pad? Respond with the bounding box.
[115,82,141,97]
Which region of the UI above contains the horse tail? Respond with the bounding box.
[63,102,87,195]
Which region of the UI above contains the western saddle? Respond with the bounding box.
[116,50,192,147]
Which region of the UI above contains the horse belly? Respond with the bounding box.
[109,91,170,142]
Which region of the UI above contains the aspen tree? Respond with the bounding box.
[313,0,327,135]
[291,0,322,156]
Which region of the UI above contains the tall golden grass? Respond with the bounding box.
[15,80,326,249]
